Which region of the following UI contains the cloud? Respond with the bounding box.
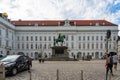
[0,0,120,25]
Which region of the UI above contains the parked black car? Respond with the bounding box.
[1,55,32,76]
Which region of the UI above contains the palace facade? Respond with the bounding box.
[0,15,118,59]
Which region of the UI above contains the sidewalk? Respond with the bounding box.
[115,63,120,80]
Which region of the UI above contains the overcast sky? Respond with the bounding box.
[0,0,120,30]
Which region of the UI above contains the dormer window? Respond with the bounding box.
[58,22,60,26]
[35,23,38,26]
[28,23,31,25]
[90,23,92,26]
[42,23,45,26]
[103,22,105,25]
[96,22,99,26]
[64,19,70,26]
[74,22,76,26]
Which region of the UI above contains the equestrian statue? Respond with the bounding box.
[54,34,65,46]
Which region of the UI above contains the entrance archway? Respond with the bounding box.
[77,52,82,59]
[35,52,39,60]
[95,52,99,59]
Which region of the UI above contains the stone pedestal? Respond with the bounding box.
[48,46,71,61]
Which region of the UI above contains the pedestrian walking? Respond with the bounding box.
[106,53,114,76]
[113,52,118,72]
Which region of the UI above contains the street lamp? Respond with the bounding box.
[105,30,111,80]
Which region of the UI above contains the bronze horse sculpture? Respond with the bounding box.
[54,34,65,46]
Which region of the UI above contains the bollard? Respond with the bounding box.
[0,63,5,80]
[56,69,59,80]
[28,70,32,80]
[81,70,83,80]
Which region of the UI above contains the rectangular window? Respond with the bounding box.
[101,36,103,41]
[79,36,81,41]
[17,36,19,41]
[83,43,85,49]
[49,36,51,41]
[100,43,103,49]
[36,44,37,49]
[18,43,20,49]
[96,43,98,49]
[92,43,94,49]
[31,44,33,49]
[87,36,89,41]
[71,36,74,41]
[79,43,81,49]
[39,36,42,41]
[44,36,46,41]
[26,43,29,49]
[83,36,85,40]
[96,36,98,40]
[22,43,24,49]
[66,42,68,47]
[66,36,68,41]
[31,53,33,57]
[71,42,74,49]
[6,29,8,38]
[0,38,1,47]
[0,29,1,35]
[87,43,89,49]
[22,36,24,41]
[92,36,94,40]
[26,36,28,41]
[31,36,33,41]
[35,36,37,41]
[40,44,42,49]
[114,36,116,40]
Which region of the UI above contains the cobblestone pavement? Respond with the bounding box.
[6,60,120,80]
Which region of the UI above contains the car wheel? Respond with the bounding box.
[12,68,17,76]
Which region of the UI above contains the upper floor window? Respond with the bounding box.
[101,36,103,41]
[44,36,46,41]
[71,36,74,41]
[35,36,37,41]
[40,44,42,49]
[31,36,33,41]
[92,36,94,40]
[22,36,24,41]
[83,36,85,40]
[44,44,46,49]
[87,36,89,41]
[92,43,94,49]
[66,42,68,47]
[31,44,33,49]
[79,43,81,49]
[100,43,103,49]
[26,36,28,41]
[49,36,51,41]
[71,42,74,49]
[0,38,1,47]
[83,43,85,49]
[87,43,89,49]
[6,29,8,38]
[17,43,20,49]
[113,36,116,40]
[26,43,29,49]
[22,43,24,49]
[96,43,98,49]
[0,29,1,35]
[17,36,19,41]
[66,35,68,41]
[96,36,98,40]
[39,36,42,41]
[36,44,37,49]
[79,36,81,41]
